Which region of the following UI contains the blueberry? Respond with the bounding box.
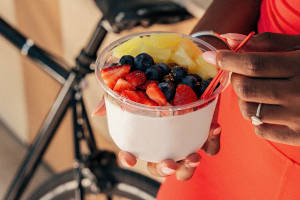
[120,55,135,68]
[199,78,213,96]
[181,75,199,90]
[158,82,175,102]
[134,53,154,71]
[172,66,187,82]
[155,63,170,75]
[190,74,202,83]
[145,65,164,81]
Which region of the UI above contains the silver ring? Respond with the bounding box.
[251,103,263,126]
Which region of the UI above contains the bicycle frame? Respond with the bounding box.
[0,17,107,200]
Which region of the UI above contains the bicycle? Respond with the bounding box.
[0,0,192,199]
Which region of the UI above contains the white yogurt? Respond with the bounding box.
[105,97,218,162]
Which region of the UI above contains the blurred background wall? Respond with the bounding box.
[0,0,211,176]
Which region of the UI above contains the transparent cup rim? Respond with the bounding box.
[95,31,229,112]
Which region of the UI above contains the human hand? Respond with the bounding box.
[93,92,222,181]
[203,32,300,146]
[118,118,221,181]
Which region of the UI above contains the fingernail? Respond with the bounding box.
[160,166,176,176]
[185,161,200,168]
[202,51,217,65]
[92,99,106,117]
[220,33,246,41]
[213,127,222,135]
[120,158,131,168]
[220,33,246,49]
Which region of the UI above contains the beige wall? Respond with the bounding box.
[0,0,202,178]
[0,1,28,141]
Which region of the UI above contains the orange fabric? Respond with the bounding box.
[258,0,300,34]
[157,0,300,199]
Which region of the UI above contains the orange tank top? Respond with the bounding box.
[157,1,300,199]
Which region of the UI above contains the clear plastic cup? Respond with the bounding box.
[95,31,229,162]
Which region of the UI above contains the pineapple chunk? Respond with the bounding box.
[112,33,182,59]
[130,42,171,63]
[112,36,144,58]
[191,54,218,80]
[169,44,196,68]
[178,38,203,59]
[149,33,182,49]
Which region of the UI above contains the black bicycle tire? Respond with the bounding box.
[28,167,160,200]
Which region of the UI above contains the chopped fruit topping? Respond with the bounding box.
[145,65,164,81]
[181,75,202,98]
[172,66,187,82]
[103,34,220,108]
[120,90,143,104]
[113,78,135,92]
[135,44,172,63]
[162,74,175,84]
[155,63,170,76]
[191,54,218,79]
[134,53,154,71]
[173,84,198,106]
[112,33,181,62]
[112,36,144,58]
[136,91,158,106]
[138,80,159,90]
[179,37,203,59]
[125,70,146,87]
[181,75,200,91]
[143,99,158,106]
[148,33,182,49]
[170,44,196,69]
[136,90,148,99]
[199,78,213,96]
[158,82,176,102]
[120,55,135,68]
[101,65,131,89]
[146,83,167,106]
[190,74,202,82]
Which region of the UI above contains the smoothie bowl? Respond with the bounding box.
[95,32,229,162]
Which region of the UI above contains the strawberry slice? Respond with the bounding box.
[173,84,198,106]
[136,90,148,99]
[143,99,159,106]
[146,83,167,106]
[113,78,135,92]
[136,91,158,106]
[138,80,159,90]
[120,90,143,104]
[101,65,131,89]
[125,70,146,87]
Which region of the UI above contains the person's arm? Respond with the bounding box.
[192,0,262,34]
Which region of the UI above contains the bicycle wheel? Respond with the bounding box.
[28,167,160,200]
